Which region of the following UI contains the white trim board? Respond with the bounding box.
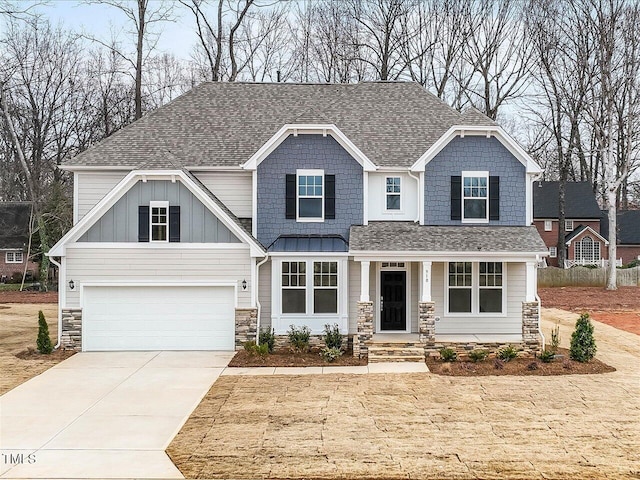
[565,226,609,246]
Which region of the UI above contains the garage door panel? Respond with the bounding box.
[83,286,235,351]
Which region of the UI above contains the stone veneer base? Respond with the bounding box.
[61,308,82,351]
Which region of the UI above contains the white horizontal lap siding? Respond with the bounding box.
[76,172,128,221]
[194,172,253,218]
[367,172,419,221]
[65,247,252,309]
[431,262,524,335]
[258,260,272,330]
[348,259,361,334]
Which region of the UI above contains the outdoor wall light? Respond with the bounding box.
[68,279,75,290]
[242,279,247,290]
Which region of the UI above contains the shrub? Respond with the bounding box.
[259,328,276,353]
[36,310,52,354]
[467,349,489,363]
[539,349,556,363]
[287,324,311,353]
[527,361,539,371]
[493,358,505,370]
[550,324,560,352]
[323,323,343,350]
[244,341,269,357]
[439,347,457,362]
[497,345,519,362]
[570,313,597,362]
[320,347,343,362]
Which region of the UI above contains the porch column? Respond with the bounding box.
[421,261,432,302]
[360,261,370,302]
[525,261,537,302]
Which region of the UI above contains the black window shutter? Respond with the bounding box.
[489,176,500,220]
[138,206,150,242]
[325,174,335,219]
[450,176,462,220]
[285,174,296,219]
[169,206,181,242]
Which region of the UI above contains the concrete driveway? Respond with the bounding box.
[0,351,234,479]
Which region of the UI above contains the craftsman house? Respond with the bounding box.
[49,82,547,360]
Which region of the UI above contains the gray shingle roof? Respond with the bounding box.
[601,210,640,245]
[349,222,547,253]
[461,107,497,126]
[533,181,602,219]
[0,202,32,249]
[268,235,349,252]
[64,82,495,169]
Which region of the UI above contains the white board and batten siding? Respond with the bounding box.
[431,262,526,335]
[76,172,129,222]
[193,171,253,218]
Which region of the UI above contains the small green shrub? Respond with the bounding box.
[570,313,597,362]
[550,324,560,352]
[467,349,489,363]
[497,345,518,362]
[320,347,343,362]
[539,349,556,363]
[259,328,276,353]
[439,347,457,362]
[287,324,311,353]
[244,341,269,356]
[323,323,343,350]
[36,310,52,354]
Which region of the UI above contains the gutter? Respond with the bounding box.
[407,169,421,223]
[254,255,269,345]
[47,255,63,349]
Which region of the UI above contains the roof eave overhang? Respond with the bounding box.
[59,165,138,172]
[349,250,548,262]
[410,125,543,175]
[241,124,378,172]
[47,169,265,258]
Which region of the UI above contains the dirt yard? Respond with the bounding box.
[0,290,57,304]
[0,303,72,396]
[540,286,640,335]
[167,309,640,479]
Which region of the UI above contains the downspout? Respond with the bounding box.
[407,170,421,223]
[48,255,63,349]
[254,254,269,345]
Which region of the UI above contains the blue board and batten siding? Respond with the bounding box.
[79,180,241,243]
[424,136,527,226]
[257,135,363,247]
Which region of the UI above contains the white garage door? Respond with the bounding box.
[83,285,235,351]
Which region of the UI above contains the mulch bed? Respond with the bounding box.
[426,347,615,376]
[15,347,75,361]
[229,348,367,367]
[0,291,57,303]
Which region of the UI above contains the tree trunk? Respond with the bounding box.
[135,0,146,119]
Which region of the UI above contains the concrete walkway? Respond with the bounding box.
[0,351,234,479]
[221,362,429,376]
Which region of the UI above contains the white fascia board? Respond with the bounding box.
[268,251,348,257]
[186,166,244,171]
[350,251,547,262]
[48,169,265,257]
[565,226,609,246]
[410,125,543,175]
[241,124,377,172]
[59,165,137,172]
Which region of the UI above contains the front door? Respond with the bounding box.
[380,271,406,331]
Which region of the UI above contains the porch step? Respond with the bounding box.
[368,345,425,363]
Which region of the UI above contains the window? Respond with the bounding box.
[150,201,168,242]
[575,236,600,263]
[462,172,489,222]
[297,170,323,220]
[313,262,338,314]
[549,246,557,258]
[479,262,503,313]
[544,220,552,231]
[448,262,472,313]
[565,220,574,231]
[447,262,504,314]
[282,261,306,313]
[385,177,401,211]
[5,251,23,263]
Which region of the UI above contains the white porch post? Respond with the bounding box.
[421,261,432,302]
[525,261,537,302]
[360,261,370,302]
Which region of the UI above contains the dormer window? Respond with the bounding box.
[385,177,401,211]
[297,170,324,221]
[150,201,169,242]
[462,171,489,222]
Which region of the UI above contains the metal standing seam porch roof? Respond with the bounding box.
[268,235,349,253]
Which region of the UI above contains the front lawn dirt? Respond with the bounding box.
[0,289,57,304]
[426,347,615,376]
[0,303,73,395]
[229,348,367,367]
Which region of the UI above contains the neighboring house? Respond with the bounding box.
[0,202,38,282]
[49,82,547,359]
[601,210,640,264]
[533,181,610,268]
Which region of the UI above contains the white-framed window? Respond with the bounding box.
[565,220,574,231]
[385,176,401,211]
[446,261,505,315]
[5,251,24,264]
[544,220,552,231]
[282,261,306,314]
[575,236,600,263]
[313,261,338,314]
[150,201,169,242]
[297,169,324,221]
[462,171,489,223]
[549,246,557,258]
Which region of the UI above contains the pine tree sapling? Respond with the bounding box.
[569,313,597,362]
[36,310,53,354]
